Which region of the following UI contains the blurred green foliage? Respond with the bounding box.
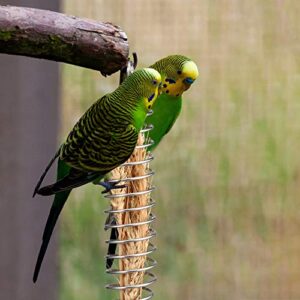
[60,1,300,299]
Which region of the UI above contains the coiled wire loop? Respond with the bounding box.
[104,112,156,300]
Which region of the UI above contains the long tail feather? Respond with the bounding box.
[106,226,118,269]
[33,190,70,282]
[33,159,70,282]
[33,149,60,197]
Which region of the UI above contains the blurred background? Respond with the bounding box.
[1,0,300,299]
[60,1,300,299]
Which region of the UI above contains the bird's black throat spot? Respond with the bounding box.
[148,93,155,102]
[165,78,176,84]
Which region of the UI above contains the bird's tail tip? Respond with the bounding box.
[33,261,41,283]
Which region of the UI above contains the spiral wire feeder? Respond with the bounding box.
[104,55,157,299]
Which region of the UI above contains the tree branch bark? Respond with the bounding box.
[0,5,129,75]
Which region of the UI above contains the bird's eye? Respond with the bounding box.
[177,70,182,75]
[152,80,157,85]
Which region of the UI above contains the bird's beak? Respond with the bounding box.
[183,77,196,91]
[184,77,195,84]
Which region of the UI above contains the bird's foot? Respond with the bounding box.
[98,180,127,194]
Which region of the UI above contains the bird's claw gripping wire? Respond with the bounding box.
[98,180,127,194]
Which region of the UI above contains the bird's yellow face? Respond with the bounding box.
[142,68,162,111]
[160,60,199,97]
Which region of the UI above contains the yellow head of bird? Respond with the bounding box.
[153,55,199,97]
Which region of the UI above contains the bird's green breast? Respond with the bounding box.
[132,98,149,132]
[146,93,182,151]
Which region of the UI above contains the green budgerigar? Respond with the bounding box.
[32,68,161,282]
[106,55,198,268]
[148,54,199,151]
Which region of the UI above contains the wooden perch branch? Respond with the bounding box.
[0,5,129,75]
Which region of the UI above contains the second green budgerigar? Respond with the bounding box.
[147,54,199,151]
[32,68,162,282]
